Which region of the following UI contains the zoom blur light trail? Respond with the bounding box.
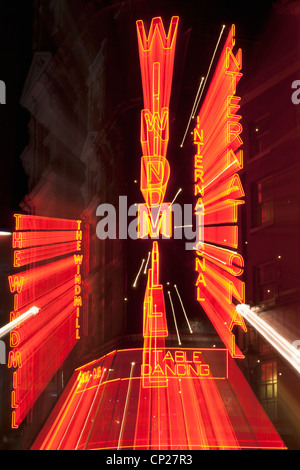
[0,306,40,340]
[8,214,88,429]
[236,304,300,374]
[174,284,193,334]
[193,24,246,358]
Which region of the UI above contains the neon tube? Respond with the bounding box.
[14,241,79,267]
[12,230,80,249]
[14,214,80,231]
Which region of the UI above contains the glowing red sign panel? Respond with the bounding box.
[136,17,179,238]
[193,25,246,358]
[8,214,87,429]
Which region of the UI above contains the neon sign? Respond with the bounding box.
[193,25,246,358]
[8,214,87,429]
[135,17,179,391]
[31,347,285,450]
[136,16,179,239]
[31,17,286,452]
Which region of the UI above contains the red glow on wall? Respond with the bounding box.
[136,16,179,123]
[8,214,88,429]
[141,241,168,389]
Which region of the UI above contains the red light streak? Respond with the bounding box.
[203,225,238,249]
[203,199,244,225]
[203,257,245,304]
[12,230,81,249]
[9,257,77,313]
[9,256,76,292]
[13,241,80,267]
[117,362,136,449]
[14,214,81,231]
[201,173,244,206]
[136,16,179,114]
[56,375,92,450]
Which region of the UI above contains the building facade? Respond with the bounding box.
[240,1,300,449]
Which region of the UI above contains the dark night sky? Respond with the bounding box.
[0,2,33,231]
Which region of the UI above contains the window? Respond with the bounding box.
[260,361,277,420]
[255,261,276,304]
[251,178,274,228]
[249,115,270,158]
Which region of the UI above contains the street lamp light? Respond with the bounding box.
[236,304,300,374]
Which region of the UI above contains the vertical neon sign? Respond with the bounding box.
[135,16,179,385]
[137,17,179,240]
[193,25,246,358]
[8,214,86,429]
